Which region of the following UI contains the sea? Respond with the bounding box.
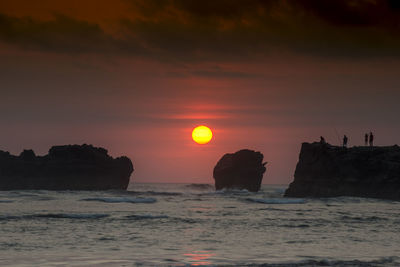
[0,183,399,267]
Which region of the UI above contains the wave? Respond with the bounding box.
[171,217,199,224]
[143,191,182,196]
[0,199,13,203]
[1,192,54,201]
[215,188,250,194]
[124,214,169,220]
[80,197,157,203]
[184,184,214,190]
[317,196,393,204]
[239,257,398,267]
[245,197,306,204]
[340,215,388,222]
[123,214,201,224]
[124,191,183,196]
[0,213,109,220]
[35,213,110,219]
[281,223,310,228]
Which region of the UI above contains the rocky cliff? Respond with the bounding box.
[285,142,400,199]
[213,149,267,192]
[0,144,133,190]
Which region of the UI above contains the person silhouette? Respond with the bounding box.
[320,136,326,144]
[364,133,368,146]
[369,132,374,146]
[343,135,348,147]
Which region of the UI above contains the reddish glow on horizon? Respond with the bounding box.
[192,125,213,145]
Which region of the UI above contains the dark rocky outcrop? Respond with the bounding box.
[285,142,400,200]
[0,144,133,190]
[213,149,267,192]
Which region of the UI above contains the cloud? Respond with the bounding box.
[0,14,109,52]
[190,69,259,78]
[0,0,400,60]
[294,0,400,26]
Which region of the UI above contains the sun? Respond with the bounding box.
[192,125,213,145]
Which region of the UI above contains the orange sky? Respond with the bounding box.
[1,0,400,184]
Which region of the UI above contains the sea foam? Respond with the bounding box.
[124,214,169,220]
[81,197,157,203]
[245,198,306,204]
[0,213,110,220]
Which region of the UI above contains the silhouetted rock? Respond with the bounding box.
[19,149,36,161]
[213,149,267,192]
[0,144,133,190]
[285,142,400,200]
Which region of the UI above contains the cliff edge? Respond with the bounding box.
[0,144,133,190]
[213,149,267,192]
[284,142,400,199]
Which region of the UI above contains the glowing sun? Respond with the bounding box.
[192,125,213,144]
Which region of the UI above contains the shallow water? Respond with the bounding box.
[0,183,399,266]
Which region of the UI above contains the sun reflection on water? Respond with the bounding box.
[183,251,216,266]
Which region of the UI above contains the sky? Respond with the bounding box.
[1,0,400,184]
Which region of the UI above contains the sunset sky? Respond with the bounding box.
[1,0,400,184]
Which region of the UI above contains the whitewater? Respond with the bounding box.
[0,183,399,266]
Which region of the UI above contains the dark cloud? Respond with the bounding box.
[123,0,400,60]
[0,13,150,56]
[294,0,400,26]
[169,0,400,28]
[388,0,400,9]
[0,14,111,52]
[165,65,261,78]
[0,0,400,60]
[169,0,274,18]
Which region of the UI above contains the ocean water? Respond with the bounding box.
[0,183,399,267]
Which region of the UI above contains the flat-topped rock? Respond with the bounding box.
[213,149,267,192]
[0,144,133,190]
[285,142,400,200]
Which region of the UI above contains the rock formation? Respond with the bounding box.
[0,144,133,190]
[285,142,400,200]
[213,149,267,192]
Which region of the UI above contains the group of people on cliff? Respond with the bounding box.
[319,132,374,147]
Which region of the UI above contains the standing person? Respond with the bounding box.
[369,132,374,146]
[343,135,348,147]
[320,136,326,144]
[364,133,368,146]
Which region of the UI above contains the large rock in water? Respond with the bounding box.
[285,142,400,200]
[213,149,267,192]
[0,144,133,190]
